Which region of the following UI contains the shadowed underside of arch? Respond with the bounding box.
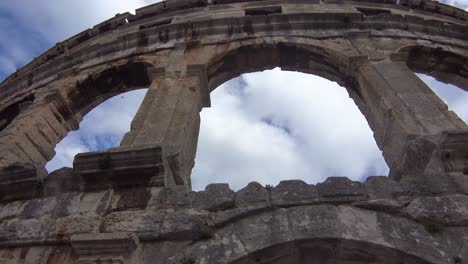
[0,0,467,263]
[229,239,432,264]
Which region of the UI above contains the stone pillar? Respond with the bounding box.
[120,66,210,188]
[350,59,468,192]
[0,91,79,174]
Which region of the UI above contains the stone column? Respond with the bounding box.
[350,58,468,192]
[0,91,79,175]
[120,66,210,188]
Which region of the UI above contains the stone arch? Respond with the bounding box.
[0,61,155,171]
[206,41,349,92]
[164,204,457,264]
[399,45,468,91]
[228,239,432,264]
[0,1,467,263]
[67,61,154,119]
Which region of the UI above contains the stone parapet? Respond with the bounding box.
[73,146,165,190]
[0,163,43,202]
[0,181,466,263]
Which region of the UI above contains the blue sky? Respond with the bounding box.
[1,0,467,190]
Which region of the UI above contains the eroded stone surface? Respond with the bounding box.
[404,194,468,226]
[0,0,467,262]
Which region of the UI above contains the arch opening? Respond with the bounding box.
[46,89,148,173]
[402,45,468,92]
[192,68,389,191]
[401,46,468,126]
[416,74,468,124]
[229,239,431,264]
[69,61,153,118]
[207,42,347,93]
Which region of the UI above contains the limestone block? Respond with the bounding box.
[71,232,139,264]
[43,167,83,196]
[364,176,405,199]
[53,193,82,217]
[148,186,191,209]
[376,212,455,264]
[53,214,103,237]
[0,163,43,202]
[440,130,468,174]
[317,177,367,202]
[235,182,270,208]
[160,210,212,240]
[140,242,192,264]
[190,183,235,211]
[288,204,343,239]
[211,205,269,227]
[23,246,75,264]
[233,208,293,253]
[114,187,151,211]
[178,224,248,264]
[20,196,57,219]
[271,180,318,206]
[24,247,50,264]
[404,194,468,226]
[0,248,22,263]
[103,210,165,235]
[77,190,113,215]
[353,199,403,213]
[0,200,25,221]
[73,146,165,190]
[3,218,55,241]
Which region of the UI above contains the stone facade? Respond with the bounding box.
[0,0,467,263]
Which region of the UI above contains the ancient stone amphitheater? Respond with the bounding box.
[0,0,467,263]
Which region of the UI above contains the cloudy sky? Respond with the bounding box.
[0,0,467,190]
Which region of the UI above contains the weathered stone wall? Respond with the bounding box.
[0,0,467,263]
[1,175,467,263]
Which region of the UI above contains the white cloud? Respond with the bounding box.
[0,0,158,79]
[191,69,390,190]
[46,89,147,172]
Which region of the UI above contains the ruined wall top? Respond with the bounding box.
[0,0,467,110]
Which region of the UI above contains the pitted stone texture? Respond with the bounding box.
[317,177,367,202]
[53,213,103,237]
[365,176,405,199]
[404,194,468,226]
[0,218,55,241]
[190,184,235,211]
[235,182,270,208]
[103,209,211,241]
[20,197,57,219]
[43,167,82,196]
[148,186,191,209]
[271,180,318,206]
[0,163,43,202]
[0,200,25,221]
[0,0,467,261]
[114,187,151,211]
[71,232,139,264]
[353,199,403,214]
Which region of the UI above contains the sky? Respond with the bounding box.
[0,0,467,191]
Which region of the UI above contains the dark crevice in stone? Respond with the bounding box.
[245,6,282,16]
[0,94,35,132]
[357,7,391,17]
